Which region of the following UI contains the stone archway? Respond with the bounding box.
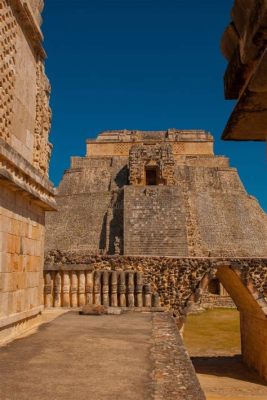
[191,265,267,381]
[216,266,267,381]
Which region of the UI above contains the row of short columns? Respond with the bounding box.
[44,270,159,308]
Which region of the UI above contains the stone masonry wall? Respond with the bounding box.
[0,184,45,341]
[0,0,55,341]
[124,186,188,257]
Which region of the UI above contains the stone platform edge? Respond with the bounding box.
[151,312,205,400]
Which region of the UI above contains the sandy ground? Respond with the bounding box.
[183,309,267,400]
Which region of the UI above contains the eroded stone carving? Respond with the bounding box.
[33,61,52,176]
[129,143,175,186]
[0,0,17,143]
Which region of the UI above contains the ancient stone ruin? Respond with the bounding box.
[0,0,55,341]
[46,129,267,257]
[45,129,267,380]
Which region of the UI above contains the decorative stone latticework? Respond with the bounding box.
[0,0,17,142]
[129,143,175,185]
[33,61,52,176]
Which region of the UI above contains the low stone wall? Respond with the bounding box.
[45,252,267,315]
[151,312,205,400]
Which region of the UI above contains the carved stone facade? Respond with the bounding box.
[221,0,267,140]
[33,61,52,176]
[129,143,175,186]
[0,0,55,342]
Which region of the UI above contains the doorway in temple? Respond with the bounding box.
[145,166,158,185]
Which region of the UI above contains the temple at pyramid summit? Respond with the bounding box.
[45,129,267,258]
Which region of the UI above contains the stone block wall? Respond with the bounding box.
[240,311,267,380]
[124,186,188,256]
[0,0,55,342]
[0,185,45,340]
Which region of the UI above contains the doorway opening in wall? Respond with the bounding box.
[145,166,158,185]
[183,276,267,399]
[208,278,220,295]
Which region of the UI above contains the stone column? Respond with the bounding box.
[127,271,135,307]
[102,270,109,306]
[54,272,62,307]
[71,271,78,308]
[118,271,126,307]
[111,271,118,307]
[85,271,93,305]
[152,292,160,307]
[144,284,151,307]
[94,271,101,305]
[136,272,143,307]
[78,271,86,306]
[44,271,52,308]
[62,271,70,307]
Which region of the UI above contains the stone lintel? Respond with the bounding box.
[0,305,43,330]
[8,0,46,59]
[0,139,56,210]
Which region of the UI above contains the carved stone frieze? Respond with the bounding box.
[0,0,17,143]
[129,143,175,185]
[33,61,52,176]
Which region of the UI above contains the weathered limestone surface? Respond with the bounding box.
[0,0,55,341]
[46,129,267,257]
[221,0,267,140]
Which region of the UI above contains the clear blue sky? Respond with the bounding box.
[43,0,267,211]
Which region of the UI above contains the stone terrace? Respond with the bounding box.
[0,311,204,400]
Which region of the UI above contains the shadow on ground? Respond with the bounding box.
[192,355,267,387]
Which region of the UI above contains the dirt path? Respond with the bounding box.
[183,309,267,399]
[0,311,153,400]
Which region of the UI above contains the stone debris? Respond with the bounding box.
[79,305,124,315]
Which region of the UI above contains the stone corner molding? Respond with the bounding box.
[0,138,56,211]
[8,0,46,59]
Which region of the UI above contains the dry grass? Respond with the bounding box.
[183,308,240,356]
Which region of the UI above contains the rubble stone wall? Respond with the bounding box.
[44,253,267,315]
